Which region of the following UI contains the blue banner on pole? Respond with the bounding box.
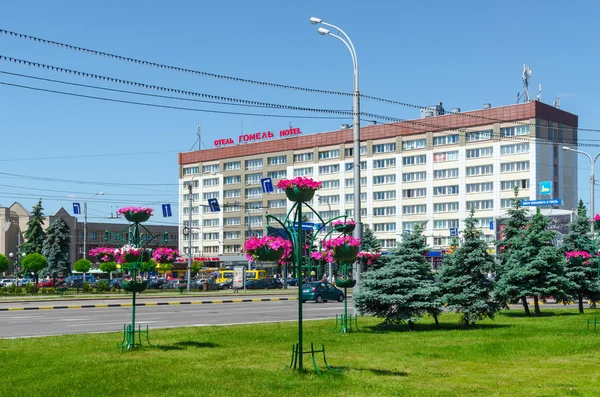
[73,203,81,215]
[161,204,172,217]
[208,198,220,212]
[490,221,494,230]
[449,227,458,237]
[521,198,563,207]
[260,177,274,193]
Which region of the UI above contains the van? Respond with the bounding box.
[245,270,267,280]
[215,270,233,284]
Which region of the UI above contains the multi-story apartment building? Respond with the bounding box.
[178,101,578,264]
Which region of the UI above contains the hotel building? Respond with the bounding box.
[177,101,578,265]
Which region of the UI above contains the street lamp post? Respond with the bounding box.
[562,147,600,232]
[310,17,362,312]
[83,192,104,259]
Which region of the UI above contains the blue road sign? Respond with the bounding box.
[521,198,563,207]
[449,227,458,237]
[161,204,172,217]
[292,222,314,231]
[490,221,494,230]
[73,203,81,215]
[208,198,220,212]
[260,177,274,193]
[540,181,552,196]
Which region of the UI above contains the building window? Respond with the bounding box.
[203,219,219,227]
[344,146,367,157]
[203,232,219,240]
[90,232,98,241]
[433,151,459,162]
[268,200,287,208]
[248,216,263,227]
[374,206,397,216]
[203,178,219,187]
[466,182,494,193]
[501,143,530,155]
[294,152,314,162]
[403,188,427,198]
[345,161,367,171]
[466,147,493,158]
[501,161,530,173]
[203,164,220,173]
[403,155,426,166]
[344,193,367,203]
[224,189,241,199]
[224,175,241,185]
[183,193,199,202]
[319,164,340,174]
[267,170,287,179]
[183,166,199,175]
[466,165,493,176]
[374,223,396,232]
[318,195,340,204]
[321,180,340,189]
[373,190,396,201]
[183,220,199,227]
[224,217,241,226]
[373,158,396,169]
[345,208,367,218]
[433,237,453,246]
[475,217,494,228]
[319,149,340,160]
[402,222,424,232]
[467,200,494,210]
[502,197,530,209]
[245,173,262,185]
[373,175,396,185]
[402,172,427,182]
[224,204,241,212]
[183,180,199,188]
[203,192,219,200]
[224,231,241,240]
[433,219,459,230]
[267,156,287,165]
[433,185,459,196]
[501,125,529,137]
[245,159,263,171]
[320,210,340,219]
[182,207,200,215]
[433,168,459,179]
[466,130,493,142]
[245,188,262,199]
[402,139,426,151]
[378,239,398,249]
[501,179,530,190]
[224,161,241,171]
[345,177,367,187]
[433,134,459,146]
[433,202,459,213]
[373,143,396,153]
[402,205,426,214]
[223,245,241,254]
[294,167,313,177]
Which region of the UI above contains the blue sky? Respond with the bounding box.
[1,0,600,226]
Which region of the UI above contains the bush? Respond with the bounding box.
[82,282,93,293]
[110,286,117,294]
[96,280,109,293]
[25,283,39,295]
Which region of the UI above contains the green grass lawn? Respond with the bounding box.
[1,309,600,396]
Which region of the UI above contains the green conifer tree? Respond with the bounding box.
[354,224,441,329]
[42,218,71,279]
[495,208,569,316]
[21,199,46,255]
[439,208,499,327]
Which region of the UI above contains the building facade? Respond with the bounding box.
[0,203,178,274]
[177,101,578,260]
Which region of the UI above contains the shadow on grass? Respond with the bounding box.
[361,322,512,333]
[499,311,581,318]
[160,341,219,351]
[352,368,408,377]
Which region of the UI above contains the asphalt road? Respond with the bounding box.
[0,298,346,339]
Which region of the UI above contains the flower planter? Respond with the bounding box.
[333,244,360,262]
[123,211,151,223]
[334,224,355,234]
[335,278,356,288]
[123,253,142,263]
[121,281,147,293]
[568,256,585,267]
[255,246,285,262]
[595,220,600,230]
[285,186,315,202]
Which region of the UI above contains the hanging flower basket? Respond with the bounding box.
[88,247,116,263]
[244,236,292,262]
[332,219,356,234]
[115,245,148,264]
[594,215,600,230]
[357,251,382,266]
[322,235,361,262]
[565,251,592,266]
[122,280,147,293]
[118,206,154,223]
[151,247,180,264]
[277,177,322,202]
[335,278,356,288]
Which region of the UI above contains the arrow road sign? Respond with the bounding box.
[161,204,172,217]
[261,177,274,193]
[208,198,220,212]
[73,203,81,215]
[450,227,458,237]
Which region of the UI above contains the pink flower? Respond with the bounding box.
[565,251,592,260]
[88,247,117,262]
[594,214,600,221]
[322,235,361,249]
[244,236,293,261]
[276,177,322,190]
[152,247,180,263]
[357,251,381,265]
[332,219,356,227]
[117,206,154,216]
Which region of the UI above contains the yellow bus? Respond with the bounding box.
[215,270,233,284]
[245,270,267,280]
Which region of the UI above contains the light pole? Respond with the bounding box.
[83,192,104,259]
[562,147,600,232]
[187,177,198,292]
[310,17,362,311]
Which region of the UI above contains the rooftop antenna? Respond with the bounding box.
[553,97,561,108]
[517,64,532,103]
[196,122,201,150]
[537,83,542,102]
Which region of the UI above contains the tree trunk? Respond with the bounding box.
[521,296,531,316]
[407,320,414,331]
[464,313,470,328]
[578,295,584,314]
[533,296,541,316]
[433,313,439,326]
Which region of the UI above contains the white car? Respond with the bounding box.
[1,278,17,287]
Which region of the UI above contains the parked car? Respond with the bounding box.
[245,279,270,289]
[218,278,233,290]
[20,278,36,286]
[265,278,283,289]
[1,278,17,287]
[301,282,344,303]
[286,278,298,286]
[109,278,124,289]
[38,279,55,288]
[147,278,166,289]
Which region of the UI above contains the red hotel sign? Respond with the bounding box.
[214,127,302,147]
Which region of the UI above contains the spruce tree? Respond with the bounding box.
[42,218,71,279]
[495,208,569,316]
[354,224,441,329]
[21,199,46,255]
[439,208,499,327]
[496,187,531,314]
[561,200,600,313]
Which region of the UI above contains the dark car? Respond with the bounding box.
[245,279,270,289]
[286,278,298,286]
[265,278,283,289]
[218,278,233,290]
[301,282,344,303]
[109,278,123,289]
[147,278,166,289]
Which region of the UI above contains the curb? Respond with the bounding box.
[0,297,298,311]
